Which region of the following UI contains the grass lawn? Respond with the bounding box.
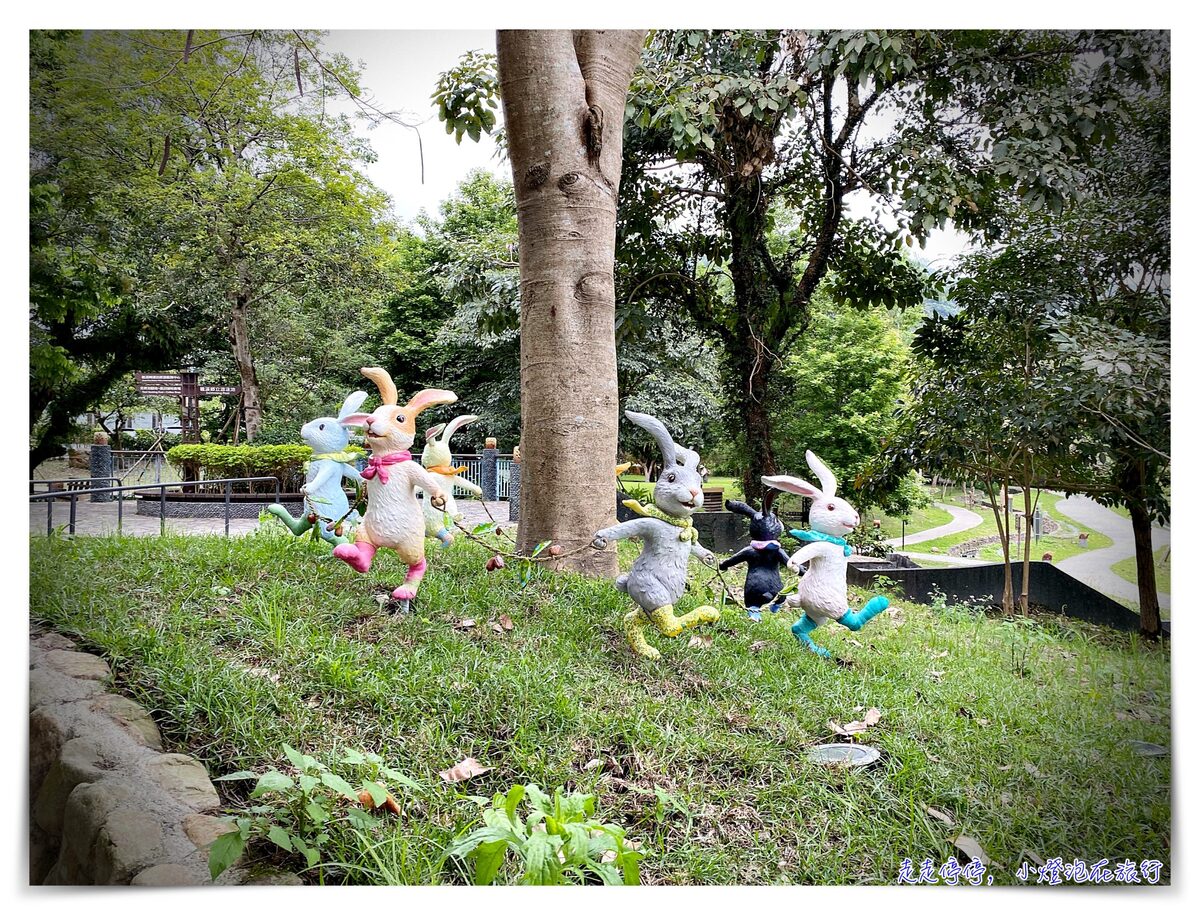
[30,531,1170,885]
[873,503,953,541]
[910,493,1113,563]
[1112,547,1171,595]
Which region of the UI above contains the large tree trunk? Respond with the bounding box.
[229,291,263,442]
[497,29,645,576]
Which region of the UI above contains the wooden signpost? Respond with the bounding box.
[135,371,241,443]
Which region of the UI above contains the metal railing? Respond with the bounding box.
[29,476,282,538]
[29,477,121,496]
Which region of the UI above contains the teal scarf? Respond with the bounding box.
[789,528,851,557]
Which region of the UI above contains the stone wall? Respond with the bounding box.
[28,627,300,886]
[134,496,303,519]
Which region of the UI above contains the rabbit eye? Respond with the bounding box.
[827,502,836,511]
[319,423,325,431]
[666,472,676,483]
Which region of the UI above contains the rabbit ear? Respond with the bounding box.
[762,488,778,515]
[725,500,756,519]
[405,389,458,417]
[340,413,373,428]
[337,391,369,421]
[425,423,447,443]
[441,414,479,441]
[762,474,823,500]
[360,367,397,406]
[805,450,837,496]
[625,411,677,469]
[677,446,701,471]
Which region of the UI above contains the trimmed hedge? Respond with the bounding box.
[166,444,365,492]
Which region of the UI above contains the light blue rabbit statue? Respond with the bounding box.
[267,390,368,546]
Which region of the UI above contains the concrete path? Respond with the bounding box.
[29,498,513,538]
[884,502,985,547]
[1054,495,1170,610]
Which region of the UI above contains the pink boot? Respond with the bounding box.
[392,558,427,601]
[334,540,377,573]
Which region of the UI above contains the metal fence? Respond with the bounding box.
[451,453,515,499]
[29,476,282,538]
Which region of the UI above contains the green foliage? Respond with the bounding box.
[31,29,393,445]
[209,744,420,880]
[769,299,911,507]
[167,444,319,482]
[432,50,500,145]
[449,783,644,885]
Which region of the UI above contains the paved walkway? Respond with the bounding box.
[884,502,985,547]
[1055,495,1170,610]
[29,498,513,538]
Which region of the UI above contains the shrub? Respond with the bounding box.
[449,783,645,885]
[167,444,314,492]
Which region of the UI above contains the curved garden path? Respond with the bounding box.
[1054,495,1170,610]
[884,502,985,547]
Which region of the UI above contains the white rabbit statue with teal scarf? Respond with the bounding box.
[763,450,890,658]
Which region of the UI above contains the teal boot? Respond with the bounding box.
[791,614,831,658]
[837,595,889,631]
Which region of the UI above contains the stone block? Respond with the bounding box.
[144,754,219,812]
[91,694,163,750]
[42,650,110,682]
[131,862,209,886]
[34,735,116,837]
[30,666,104,710]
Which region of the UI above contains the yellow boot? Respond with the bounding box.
[648,605,685,638]
[624,609,661,660]
[677,604,720,629]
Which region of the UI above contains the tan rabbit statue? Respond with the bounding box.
[418,414,484,547]
[333,367,457,607]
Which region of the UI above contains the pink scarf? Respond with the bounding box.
[361,450,411,485]
[751,539,782,551]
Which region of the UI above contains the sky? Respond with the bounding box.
[320,29,973,265]
[321,31,507,225]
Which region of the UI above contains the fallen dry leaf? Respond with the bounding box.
[999,791,1012,806]
[583,758,603,771]
[490,622,504,634]
[931,650,949,659]
[1020,849,1046,867]
[926,806,955,827]
[454,618,477,630]
[952,835,991,865]
[1024,761,1043,778]
[928,670,944,682]
[498,614,514,631]
[830,706,882,737]
[439,757,493,783]
[688,635,713,649]
[749,640,769,653]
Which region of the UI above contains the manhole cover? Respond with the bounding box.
[807,744,881,767]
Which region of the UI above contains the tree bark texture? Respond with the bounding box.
[497,29,645,576]
[229,291,263,442]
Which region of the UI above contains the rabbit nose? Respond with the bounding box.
[690,488,700,498]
